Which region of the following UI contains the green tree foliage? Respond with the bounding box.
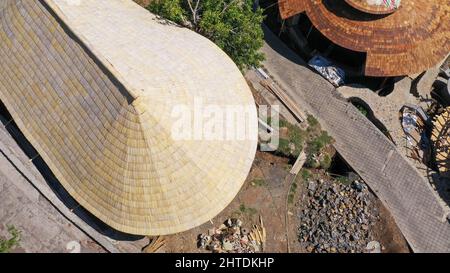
[148,0,188,25]
[148,0,265,70]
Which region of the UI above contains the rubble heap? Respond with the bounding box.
[298,178,380,253]
[198,218,266,253]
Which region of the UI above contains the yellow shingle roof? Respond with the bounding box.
[0,0,257,235]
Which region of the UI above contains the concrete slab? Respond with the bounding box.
[0,151,105,253]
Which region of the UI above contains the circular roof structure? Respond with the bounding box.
[344,0,400,15]
[279,0,450,77]
[0,0,258,235]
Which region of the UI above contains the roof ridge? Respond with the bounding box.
[42,0,141,102]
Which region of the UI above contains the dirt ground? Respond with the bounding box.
[162,150,410,253]
[163,151,292,252]
[372,199,411,253]
[162,67,410,253]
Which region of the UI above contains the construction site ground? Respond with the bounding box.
[162,150,410,253]
[161,76,410,253]
[0,61,411,253]
[0,0,421,252]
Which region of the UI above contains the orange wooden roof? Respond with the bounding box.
[279,0,450,77]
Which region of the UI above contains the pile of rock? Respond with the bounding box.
[198,218,265,253]
[298,178,380,253]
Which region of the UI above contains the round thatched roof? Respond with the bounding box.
[0,0,257,235]
[279,0,450,77]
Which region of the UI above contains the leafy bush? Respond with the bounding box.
[239,204,258,216]
[301,169,311,180]
[307,131,333,155]
[251,178,267,187]
[320,154,332,170]
[288,182,298,204]
[305,154,320,169]
[0,225,21,253]
[307,115,319,128]
[275,119,307,159]
[148,0,265,70]
[356,105,368,117]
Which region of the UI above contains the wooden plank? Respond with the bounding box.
[260,80,306,122]
[290,150,307,175]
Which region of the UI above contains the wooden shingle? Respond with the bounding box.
[279,0,450,76]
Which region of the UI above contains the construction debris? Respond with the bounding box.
[142,236,165,253]
[308,55,345,87]
[298,178,380,253]
[400,105,431,162]
[290,151,307,175]
[260,79,307,123]
[198,217,266,253]
[431,106,450,177]
[365,240,382,253]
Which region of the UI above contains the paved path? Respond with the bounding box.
[261,26,450,252]
[0,141,104,252]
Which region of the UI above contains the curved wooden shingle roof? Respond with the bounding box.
[0,0,257,235]
[279,0,450,76]
[344,0,399,15]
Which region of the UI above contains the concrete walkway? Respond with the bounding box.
[0,139,104,252]
[261,26,450,252]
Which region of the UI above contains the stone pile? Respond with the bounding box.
[198,218,264,253]
[298,178,380,253]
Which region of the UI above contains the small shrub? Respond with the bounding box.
[239,204,258,216]
[276,138,292,157]
[307,131,333,155]
[307,115,319,128]
[291,182,298,192]
[301,169,311,180]
[306,155,320,169]
[356,105,368,117]
[288,193,295,204]
[0,225,21,253]
[320,154,332,170]
[251,178,267,187]
[288,182,298,204]
[274,119,307,159]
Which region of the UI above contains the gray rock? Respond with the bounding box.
[298,178,379,253]
[366,241,382,253]
[308,181,317,192]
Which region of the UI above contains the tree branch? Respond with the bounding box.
[222,0,239,14]
[187,0,201,25]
